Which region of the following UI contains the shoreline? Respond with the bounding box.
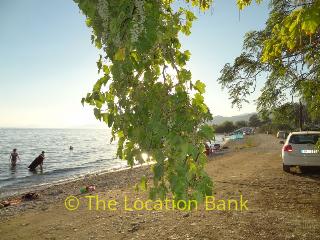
[0,141,234,219]
[1,136,230,200]
[0,162,150,200]
[0,162,152,220]
[1,133,227,200]
[1,134,319,239]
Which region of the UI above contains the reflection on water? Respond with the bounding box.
[10,165,17,175]
[0,128,127,196]
[0,129,226,197]
[28,168,43,175]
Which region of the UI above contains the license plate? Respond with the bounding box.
[301,150,319,154]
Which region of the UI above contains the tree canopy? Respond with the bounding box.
[213,120,252,133]
[235,120,248,128]
[219,0,320,121]
[259,102,320,132]
[75,0,320,200]
[75,0,216,202]
[248,114,262,127]
[214,121,236,133]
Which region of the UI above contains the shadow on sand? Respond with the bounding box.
[297,167,320,181]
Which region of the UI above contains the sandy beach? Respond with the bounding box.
[0,134,319,239]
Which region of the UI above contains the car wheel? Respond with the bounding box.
[283,164,290,173]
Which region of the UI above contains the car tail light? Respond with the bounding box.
[283,145,293,152]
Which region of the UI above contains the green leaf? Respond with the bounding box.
[117,130,124,138]
[178,69,192,83]
[93,108,101,121]
[198,124,215,140]
[107,113,114,127]
[76,0,214,201]
[103,65,110,75]
[194,80,206,94]
[114,48,126,61]
[101,113,108,123]
[139,176,147,191]
[95,39,102,49]
[193,93,204,106]
[153,163,163,181]
[97,55,102,73]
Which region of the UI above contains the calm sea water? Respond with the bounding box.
[0,128,126,197]
[0,128,224,197]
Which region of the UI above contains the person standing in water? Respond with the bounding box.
[9,149,20,166]
[28,151,45,171]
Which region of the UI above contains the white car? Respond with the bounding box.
[282,131,320,172]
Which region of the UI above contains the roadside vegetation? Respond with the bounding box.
[218,0,320,148]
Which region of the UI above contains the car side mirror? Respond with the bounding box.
[279,140,285,144]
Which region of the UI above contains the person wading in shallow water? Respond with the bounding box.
[9,148,20,167]
[28,151,45,171]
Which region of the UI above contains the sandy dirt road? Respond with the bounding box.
[0,134,319,240]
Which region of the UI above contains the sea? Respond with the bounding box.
[0,128,225,197]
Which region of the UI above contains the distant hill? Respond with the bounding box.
[209,113,256,125]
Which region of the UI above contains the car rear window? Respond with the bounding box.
[289,134,320,144]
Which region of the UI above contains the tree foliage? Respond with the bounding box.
[75,0,215,201]
[271,103,300,130]
[248,114,262,127]
[264,102,319,130]
[235,120,248,128]
[218,0,320,121]
[214,121,236,133]
[213,119,256,133]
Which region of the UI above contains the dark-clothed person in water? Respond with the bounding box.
[10,149,20,166]
[28,151,45,171]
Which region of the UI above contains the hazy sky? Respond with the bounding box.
[0,0,269,128]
